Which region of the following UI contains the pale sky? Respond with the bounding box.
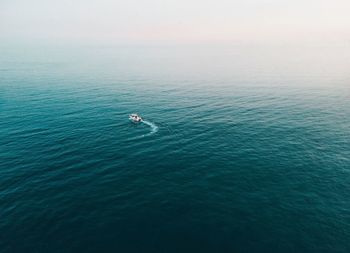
[1,0,349,45]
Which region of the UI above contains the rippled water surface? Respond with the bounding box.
[0,45,350,253]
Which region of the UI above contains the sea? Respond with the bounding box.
[0,44,349,253]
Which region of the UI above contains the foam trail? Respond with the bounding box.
[142,120,159,136]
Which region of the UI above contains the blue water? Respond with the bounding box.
[1,45,350,252]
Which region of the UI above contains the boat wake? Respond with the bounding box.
[141,120,159,137]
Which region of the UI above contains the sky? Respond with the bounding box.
[1,0,349,45]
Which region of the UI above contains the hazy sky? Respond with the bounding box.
[1,0,349,45]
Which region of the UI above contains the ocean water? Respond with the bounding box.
[0,45,350,253]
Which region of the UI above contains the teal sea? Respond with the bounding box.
[1,45,350,252]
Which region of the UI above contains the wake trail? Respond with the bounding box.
[141,120,159,136]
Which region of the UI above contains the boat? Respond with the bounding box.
[129,113,143,122]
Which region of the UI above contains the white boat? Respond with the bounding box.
[129,113,142,122]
